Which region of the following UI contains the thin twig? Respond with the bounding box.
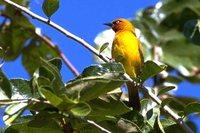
[75,116,112,133]
[0,99,28,105]
[145,87,193,133]
[1,0,193,133]
[0,98,50,105]
[0,9,79,77]
[35,32,79,76]
[2,0,110,63]
[150,47,192,132]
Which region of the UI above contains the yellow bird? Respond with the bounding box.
[104,18,144,111]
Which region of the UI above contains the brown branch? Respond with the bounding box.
[34,31,79,76]
[145,87,193,133]
[0,10,79,77]
[0,98,50,105]
[1,0,193,133]
[73,116,112,133]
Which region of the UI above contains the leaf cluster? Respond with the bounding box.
[0,0,199,132]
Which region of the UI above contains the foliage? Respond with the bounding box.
[0,0,199,133]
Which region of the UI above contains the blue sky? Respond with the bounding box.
[1,0,200,131]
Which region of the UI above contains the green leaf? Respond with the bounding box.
[3,6,34,28]
[4,120,63,133]
[183,19,200,45]
[140,99,157,117]
[133,14,159,48]
[162,41,200,76]
[161,97,174,107]
[66,76,126,102]
[10,79,38,99]
[39,88,65,110]
[12,115,33,125]
[181,74,200,83]
[4,103,27,125]
[42,0,59,19]
[184,102,200,116]
[146,105,161,130]
[164,122,196,133]
[157,86,175,96]
[158,0,200,28]
[80,63,125,77]
[153,116,165,133]
[39,58,64,95]
[116,118,141,133]
[39,87,78,112]
[49,58,62,71]
[24,112,63,129]
[0,70,12,99]
[140,61,166,82]
[77,118,141,133]
[175,96,200,105]
[4,0,29,6]
[0,7,34,61]
[165,75,183,84]
[159,0,200,14]
[167,98,185,111]
[160,119,176,128]
[66,63,126,101]
[22,37,58,76]
[99,42,109,54]
[27,101,55,113]
[88,94,130,116]
[70,103,91,117]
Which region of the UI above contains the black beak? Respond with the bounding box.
[104,22,112,27]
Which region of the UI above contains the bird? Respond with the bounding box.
[104,18,144,111]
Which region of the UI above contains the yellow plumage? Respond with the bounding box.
[105,18,143,111]
[112,30,142,78]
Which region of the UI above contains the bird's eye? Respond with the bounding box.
[113,20,120,25]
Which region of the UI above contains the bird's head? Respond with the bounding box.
[104,18,135,33]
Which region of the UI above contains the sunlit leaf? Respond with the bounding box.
[39,88,64,110]
[10,79,38,99]
[39,58,64,95]
[140,61,166,82]
[80,63,125,77]
[140,99,157,117]
[66,75,126,102]
[66,63,126,101]
[153,116,165,133]
[88,95,130,116]
[42,0,59,19]
[70,103,91,117]
[4,103,27,125]
[99,42,109,54]
[160,119,176,128]
[116,118,141,133]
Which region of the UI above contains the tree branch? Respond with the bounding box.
[145,87,193,133]
[0,98,50,105]
[34,31,79,76]
[75,117,112,133]
[1,0,193,133]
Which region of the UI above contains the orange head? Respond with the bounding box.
[104,18,135,33]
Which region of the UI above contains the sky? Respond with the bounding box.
[1,0,200,131]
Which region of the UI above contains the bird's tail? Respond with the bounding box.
[126,81,141,111]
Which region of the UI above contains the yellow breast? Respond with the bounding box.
[112,30,143,78]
